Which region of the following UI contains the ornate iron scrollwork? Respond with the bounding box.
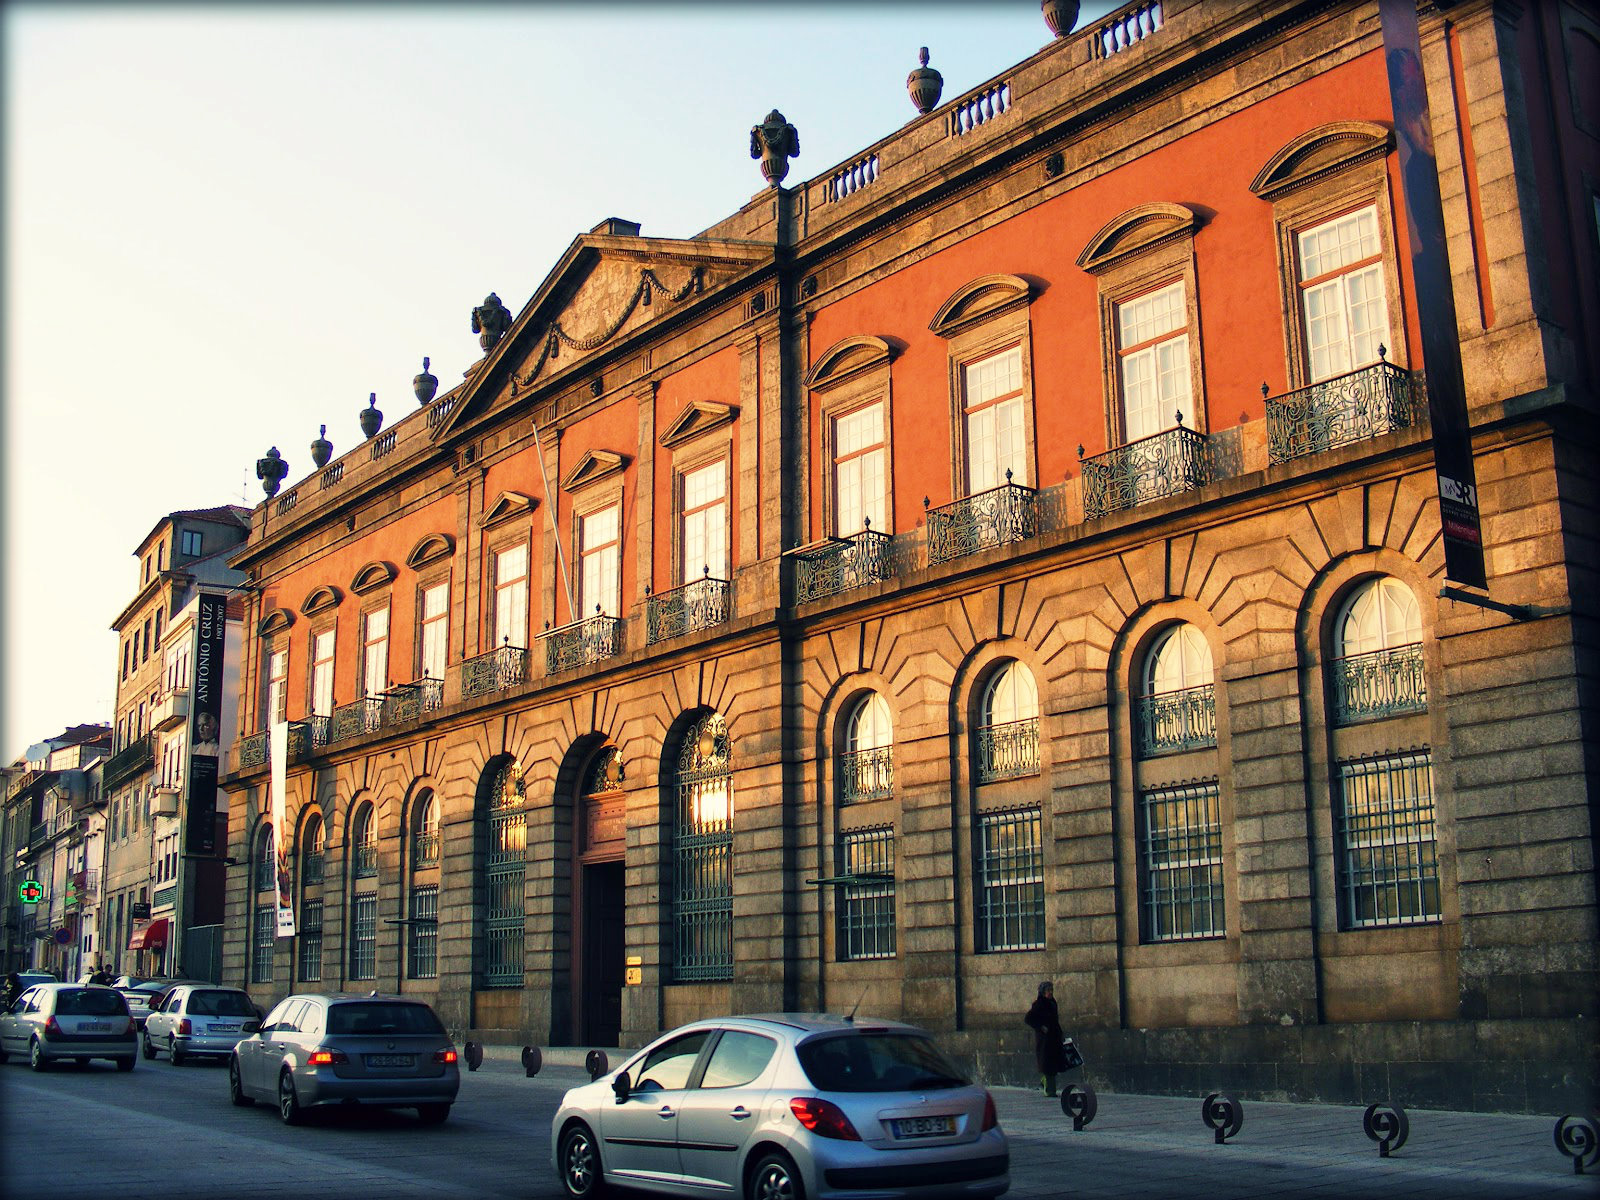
[794,529,894,603]
[646,575,730,646]
[1363,1103,1410,1157]
[584,746,626,796]
[1265,356,1420,464]
[1137,684,1217,756]
[925,476,1038,565]
[1330,643,1427,723]
[1555,1115,1599,1174]
[542,614,622,674]
[1060,1083,1098,1131]
[1201,1093,1244,1144]
[974,718,1040,783]
[1080,424,1209,520]
[461,644,528,700]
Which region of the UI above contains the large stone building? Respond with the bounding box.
[217,0,1597,1112]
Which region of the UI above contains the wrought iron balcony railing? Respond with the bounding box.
[1265,354,1420,464]
[974,717,1041,783]
[330,698,384,743]
[541,613,623,674]
[237,731,268,771]
[1330,643,1427,724]
[924,475,1038,565]
[792,527,895,603]
[1137,684,1217,756]
[103,734,155,789]
[353,843,378,878]
[839,746,894,803]
[1080,421,1209,520]
[382,678,444,726]
[460,644,528,700]
[646,573,731,646]
[412,830,440,870]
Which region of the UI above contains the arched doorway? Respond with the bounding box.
[573,745,626,1045]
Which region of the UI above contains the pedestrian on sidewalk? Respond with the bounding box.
[1024,980,1068,1097]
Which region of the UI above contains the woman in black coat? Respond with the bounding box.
[1024,980,1068,1096]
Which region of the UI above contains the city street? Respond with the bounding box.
[1,1048,1588,1199]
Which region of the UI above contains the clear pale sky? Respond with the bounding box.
[3,1,1116,764]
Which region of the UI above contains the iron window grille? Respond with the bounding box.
[480,764,527,987]
[251,908,274,984]
[838,826,896,961]
[1137,684,1216,756]
[974,717,1040,783]
[302,849,324,886]
[1330,643,1427,724]
[673,715,734,982]
[353,838,378,879]
[349,894,377,981]
[838,745,893,804]
[408,886,439,979]
[298,901,322,982]
[1335,751,1440,929]
[1139,780,1225,941]
[976,806,1044,951]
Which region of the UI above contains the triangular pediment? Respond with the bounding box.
[479,490,538,530]
[659,400,739,450]
[406,533,455,570]
[299,585,342,617]
[1077,203,1199,273]
[928,275,1032,337]
[805,336,895,392]
[436,233,772,441]
[350,560,397,596]
[561,449,628,492]
[1250,122,1392,200]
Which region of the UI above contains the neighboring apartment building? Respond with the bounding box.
[3,725,111,977]
[103,506,249,977]
[217,0,1598,1113]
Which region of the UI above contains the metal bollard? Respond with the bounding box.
[1554,1115,1599,1174]
[1362,1103,1409,1157]
[585,1049,610,1081]
[464,1040,483,1072]
[521,1045,542,1077]
[1201,1093,1244,1144]
[1059,1083,1097,1131]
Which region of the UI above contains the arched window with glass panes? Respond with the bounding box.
[672,713,732,981]
[347,802,379,982]
[1329,577,1426,724]
[297,812,324,983]
[251,824,275,984]
[407,789,440,979]
[974,660,1039,783]
[836,692,895,962]
[1137,624,1216,756]
[840,692,892,803]
[477,763,526,987]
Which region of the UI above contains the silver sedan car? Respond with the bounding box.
[143,984,260,1064]
[228,993,460,1125]
[551,1013,1009,1200]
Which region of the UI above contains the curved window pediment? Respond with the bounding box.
[1077,203,1199,274]
[805,336,894,391]
[258,608,294,637]
[350,561,397,596]
[299,586,342,617]
[406,533,455,571]
[1249,121,1392,201]
[929,274,1032,338]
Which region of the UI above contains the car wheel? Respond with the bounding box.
[229,1056,254,1107]
[28,1038,48,1072]
[278,1069,304,1125]
[116,1057,136,1072]
[558,1122,609,1198]
[142,1032,156,1060]
[748,1151,804,1200]
[416,1103,451,1125]
[170,1045,186,1067]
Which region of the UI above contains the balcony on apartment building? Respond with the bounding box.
[460,643,529,701]
[646,572,731,646]
[925,474,1039,566]
[1080,419,1210,521]
[791,525,895,604]
[63,869,98,912]
[1265,354,1420,464]
[331,697,384,743]
[103,734,154,790]
[540,613,623,675]
[150,686,190,732]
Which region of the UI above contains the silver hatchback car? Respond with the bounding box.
[143,984,260,1064]
[228,993,460,1125]
[0,983,139,1071]
[551,1013,1008,1200]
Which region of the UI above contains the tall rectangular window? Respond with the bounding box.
[578,506,621,618]
[408,885,439,979]
[1298,206,1391,382]
[963,345,1026,493]
[310,629,336,716]
[1117,281,1191,442]
[349,894,377,981]
[492,543,529,649]
[838,826,896,961]
[419,582,448,679]
[361,607,389,699]
[297,900,323,982]
[976,806,1044,951]
[680,461,728,584]
[265,648,288,725]
[832,402,886,536]
[1139,780,1224,941]
[1335,751,1439,928]
[251,908,275,984]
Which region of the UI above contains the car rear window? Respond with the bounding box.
[188,990,257,1017]
[797,1033,969,1093]
[56,989,128,1016]
[326,1002,444,1036]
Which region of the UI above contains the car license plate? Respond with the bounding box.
[210,1024,240,1033]
[891,1115,955,1139]
[80,1022,111,1032]
[365,1054,414,1068]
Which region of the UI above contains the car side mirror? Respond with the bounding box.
[612,1071,631,1103]
[253,1022,271,1036]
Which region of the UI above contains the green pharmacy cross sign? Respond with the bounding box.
[18,879,44,904]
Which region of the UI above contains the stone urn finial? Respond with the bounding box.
[1042,0,1080,38]
[749,109,800,188]
[907,47,943,115]
[256,447,289,498]
[359,393,383,439]
[472,293,512,353]
[310,424,333,469]
[413,356,439,405]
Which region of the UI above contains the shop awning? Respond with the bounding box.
[127,917,169,950]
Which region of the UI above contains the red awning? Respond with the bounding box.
[127,917,169,950]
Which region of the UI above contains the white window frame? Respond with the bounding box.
[360,606,390,700]
[1296,205,1393,383]
[678,459,729,585]
[310,627,336,717]
[1116,280,1193,443]
[490,541,530,650]
[577,504,622,619]
[418,580,449,680]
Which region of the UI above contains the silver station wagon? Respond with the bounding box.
[228,993,460,1125]
[552,1013,1009,1200]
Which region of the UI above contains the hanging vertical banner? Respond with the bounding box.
[184,593,226,855]
[1378,0,1487,588]
[270,720,295,937]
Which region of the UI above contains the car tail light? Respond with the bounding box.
[178,1019,192,1036]
[789,1097,861,1141]
[434,1048,458,1064]
[44,1016,61,1036]
[981,1090,999,1131]
[307,1049,348,1066]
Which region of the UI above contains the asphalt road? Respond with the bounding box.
[0,1051,1588,1200]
